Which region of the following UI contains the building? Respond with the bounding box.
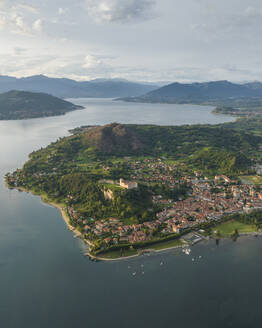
[214,175,231,183]
[119,178,138,190]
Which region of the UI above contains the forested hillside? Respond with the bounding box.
[0,90,83,120]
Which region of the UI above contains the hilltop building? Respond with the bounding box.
[214,175,231,183]
[120,178,138,190]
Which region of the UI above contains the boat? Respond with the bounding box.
[182,248,191,255]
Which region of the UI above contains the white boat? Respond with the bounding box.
[182,248,191,255]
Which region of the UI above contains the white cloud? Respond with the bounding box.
[0,0,41,35]
[0,15,6,29]
[32,18,43,32]
[13,47,27,55]
[58,7,69,15]
[244,6,262,18]
[86,0,156,23]
[14,15,27,31]
[15,3,39,14]
[2,0,262,83]
[0,51,111,81]
[83,55,102,69]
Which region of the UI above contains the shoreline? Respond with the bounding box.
[89,244,187,262]
[7,183,190,261]
[11,185,94,247]
[37,197,94,248]
[6,183,262,262]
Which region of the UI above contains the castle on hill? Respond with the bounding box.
[119,178,138,190]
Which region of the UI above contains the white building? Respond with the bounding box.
[119,178,138,190]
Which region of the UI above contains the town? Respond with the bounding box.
[6,152,262,256]
[64,157,262,252]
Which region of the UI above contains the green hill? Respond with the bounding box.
[21,122,261,175]
[0,90,83,120]
[69,122,260,160]
[82,123,145,154]
[188,147,251,174]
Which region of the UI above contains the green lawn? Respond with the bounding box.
[146,238,184,251]
[98,238,184,259]
[241,175,262,185]
[102,182,123,191]
[212,220,257,237]
[98,248,138,259]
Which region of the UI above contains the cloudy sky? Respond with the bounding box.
[1,0,262,82]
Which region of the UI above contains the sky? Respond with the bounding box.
[1,0,262,82]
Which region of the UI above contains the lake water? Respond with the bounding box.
[1,99,261,328]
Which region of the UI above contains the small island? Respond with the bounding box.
[0,90,83,120]
[5,122,262,260]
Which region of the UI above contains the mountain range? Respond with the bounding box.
[119,80,262,107]
[0,75,159,99]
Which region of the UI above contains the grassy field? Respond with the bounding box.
[212,220,257,237]
[102,182,123,191]
[147,238,184,251]
[98,248,138,259]
[241,175,262,185]
[98,238,184,259]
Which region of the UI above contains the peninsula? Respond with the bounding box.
[0,90,83,120]
[6,121,262,260]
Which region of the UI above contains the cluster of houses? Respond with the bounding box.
[154,174,262,234]
[68,212,151,245]
[67,170,262,247]
[128,158,180,187]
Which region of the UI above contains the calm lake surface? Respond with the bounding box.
[1,99,261,328]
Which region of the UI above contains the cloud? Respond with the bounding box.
[85,0,156,23]
[0,15,6,29]
[58,7,69,15]
[83,55,102,69]
[0,51,110,81]
[15,3,39,14]
[191,3,262,42]
[13,47,27,55]
[0,0,41,35]
[32,18,43,32]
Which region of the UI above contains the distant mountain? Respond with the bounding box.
[0,75,159,98]
[0,90,83,120]
[244,81,262,91]
[119,80,262,106]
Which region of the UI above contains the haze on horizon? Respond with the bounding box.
[1,0,262,83]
